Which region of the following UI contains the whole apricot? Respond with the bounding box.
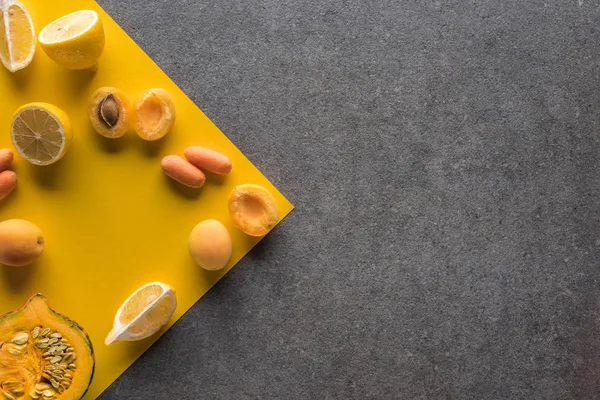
[189,219,232,270]
[0,219,44,266]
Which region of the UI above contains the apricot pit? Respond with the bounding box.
[88,87,131,139]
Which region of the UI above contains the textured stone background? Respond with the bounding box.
[97,1,600,399]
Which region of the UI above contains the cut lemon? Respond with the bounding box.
[11,102,72,165]
[105,282,177,345]
[38,10,104,70]
[0,0,36,72]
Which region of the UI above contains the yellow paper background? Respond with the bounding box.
[0,1,293,398]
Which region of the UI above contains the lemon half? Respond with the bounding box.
[11,103,72,165]
[38,10,104,70]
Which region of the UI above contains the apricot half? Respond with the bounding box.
[132,88,176,141]
[88,87,131,138]
[228,184,279,236]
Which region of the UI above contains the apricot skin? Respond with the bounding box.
[228,184,279,237]
[188,220,232,271]
[0,219,44,267]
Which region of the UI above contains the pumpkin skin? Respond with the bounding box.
[0,294,95,400]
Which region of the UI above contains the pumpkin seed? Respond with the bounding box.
[48,338,58,345]
[2,381,20,389]
[37,338,49,344]
[63,372,72,379]
[36,343,49,349]
[29,388,40,399]
[50,356,62,364]
[11,332,29,345]
[62,353,75,364]
[35,383,51,391]
[32,326,40,339]
[44,365,56,371]
[2,391,15,400]
[98,94,120,128]
[60,338,68,343]
[50,332,61,339]
[5,344,21,356]
[41,328,50,336]
[50,379,59,389]
[68,363,76,370]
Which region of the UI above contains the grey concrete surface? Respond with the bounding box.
[96,1,600,399]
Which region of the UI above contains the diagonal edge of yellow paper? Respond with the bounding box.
[90,2,295,397]
[91,2,294,398]
[0,1,294,398]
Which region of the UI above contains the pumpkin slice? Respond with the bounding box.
[0,294,94,400]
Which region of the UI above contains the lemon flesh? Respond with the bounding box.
[11,103,72,165]
[105,282,177,345]
[0,0,35,72]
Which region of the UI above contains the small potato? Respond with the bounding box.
[0,171,17,201]
[184,146,232,175]
[161,155,205,188]
[0,149,14,171]
[189,219,232,270]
